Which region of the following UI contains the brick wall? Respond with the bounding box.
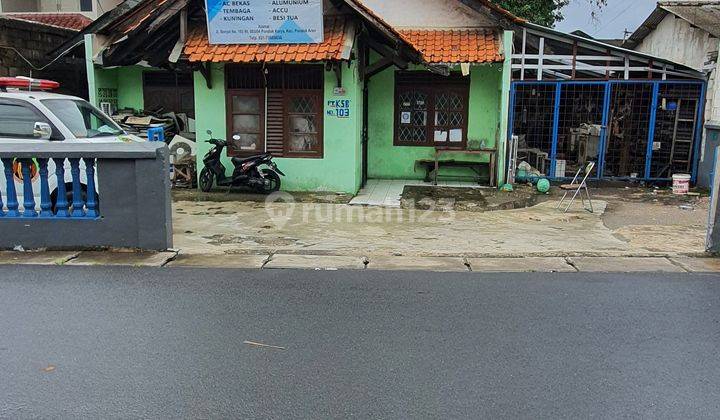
[0,17,87,98]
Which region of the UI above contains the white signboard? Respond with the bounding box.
[205,0,324,45]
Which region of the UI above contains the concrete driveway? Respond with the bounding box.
[172,188,709,259]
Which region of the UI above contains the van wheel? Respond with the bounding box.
[50,183,97,214]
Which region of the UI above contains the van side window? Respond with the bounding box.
[0,101,56,139]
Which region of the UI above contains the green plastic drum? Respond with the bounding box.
[536,178,550,193]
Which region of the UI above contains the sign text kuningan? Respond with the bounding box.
[205,0,324,44]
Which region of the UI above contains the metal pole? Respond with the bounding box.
[644,82,660,179]
[550,82,562,178]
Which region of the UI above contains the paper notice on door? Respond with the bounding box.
[434,130,448,142]
[449,129,463,142]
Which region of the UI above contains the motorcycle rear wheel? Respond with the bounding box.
[256,169,281,194]
[199,167,214,192]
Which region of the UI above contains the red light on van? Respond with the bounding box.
[0,77,60,90]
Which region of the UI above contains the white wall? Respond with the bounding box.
[636,14,714,71]
[710,40,720,123]
[636,13,720,125]
[0,0,38,12]
[35,0,121,18]
[359,0,495,28]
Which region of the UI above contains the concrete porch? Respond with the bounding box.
[350,179,483,208]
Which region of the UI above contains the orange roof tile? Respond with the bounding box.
[399,29,503,64]
[184,16,349,63]
[3,12,92,31]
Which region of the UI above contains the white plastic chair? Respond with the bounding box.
[556,162,595,213]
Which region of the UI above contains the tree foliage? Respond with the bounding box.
[492,0,607,27]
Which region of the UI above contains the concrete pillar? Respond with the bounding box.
[84,34,96,106]
[497,30,513,187]
[708,142,720,253]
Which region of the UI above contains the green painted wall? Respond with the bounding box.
[367,62,503,181]
[193,61,364,194]
[193,63,227,146]
[90,65,146,111]
[116,66,145,111]
[92,67,117,107]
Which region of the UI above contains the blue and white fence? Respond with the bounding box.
[0,158,99,219]
[0,142,172,250]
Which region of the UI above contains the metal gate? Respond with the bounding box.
[508,80,706,181]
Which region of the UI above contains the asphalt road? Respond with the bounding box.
[1,266,719,419]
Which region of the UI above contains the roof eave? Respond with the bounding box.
[622,6,669,50]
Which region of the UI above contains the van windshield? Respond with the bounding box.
[42,99,124,138]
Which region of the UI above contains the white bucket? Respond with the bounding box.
[672,174,691,195]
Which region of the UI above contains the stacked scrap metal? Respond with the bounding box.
[111,109,194,141]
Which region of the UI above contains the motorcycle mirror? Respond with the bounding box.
[206,129,213,136]
[232,134,241,141]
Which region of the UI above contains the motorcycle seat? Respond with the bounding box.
[231,154,267,165]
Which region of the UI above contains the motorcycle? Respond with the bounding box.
[198,130,285,194]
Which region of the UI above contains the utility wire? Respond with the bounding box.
[592,2,635,37]
[0,40,85,74]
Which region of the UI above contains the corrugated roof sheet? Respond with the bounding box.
[661,1,720,37]
[2,12,92,31]
[399,29,502,63]
[625,1,720,49]
[183,15,349,63]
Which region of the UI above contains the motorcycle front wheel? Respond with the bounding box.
[256,169,281,194]
[199,167,214,192]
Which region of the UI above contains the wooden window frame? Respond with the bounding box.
[225,89,265,157]
[394,75,470,149]
[283,90,324,158]
[224,64,324,158]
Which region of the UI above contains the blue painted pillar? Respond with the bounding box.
[644,82,660,179]
[2,158,20,217]
[69,158,85,217]
[597,82,612,178]
[54,158,70,217]
[37,158,53,217]
[84,158,99,218]
[20,159,37,217]
[550,83,562,178]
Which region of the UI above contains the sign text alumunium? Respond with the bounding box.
[205,0,324,45]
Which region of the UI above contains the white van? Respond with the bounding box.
[0,77,144,212]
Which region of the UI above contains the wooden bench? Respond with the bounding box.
[415,148,497,187]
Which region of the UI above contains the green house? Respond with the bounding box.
[67,0,515,194]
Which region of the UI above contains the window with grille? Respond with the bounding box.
[285,92,323,157]
[395,72,469,148]
[225,64,324,157]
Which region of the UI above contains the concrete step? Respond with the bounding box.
[263,254,367,270]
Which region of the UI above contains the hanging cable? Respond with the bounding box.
[0,39,85,73]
